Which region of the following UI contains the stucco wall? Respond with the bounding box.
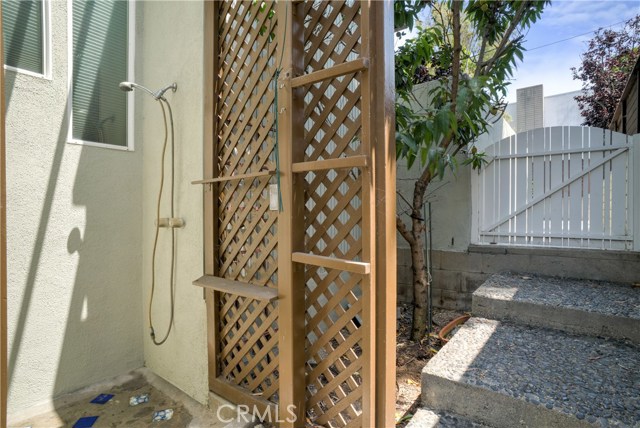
[396,83,474,253]
[137,1,209,405]
[543,90,583,128]
[397,83,518,254]
[6,0,143,417]
[397,158,472,252]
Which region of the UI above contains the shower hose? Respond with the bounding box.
[149,98,175,346]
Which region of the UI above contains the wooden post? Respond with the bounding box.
[360,2,377,426]
[369,1,397,426]
[0,2,8,425]
[276,2,306,426]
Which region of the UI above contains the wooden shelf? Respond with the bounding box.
[291,252,370,275]
[193,275,278,302]
[292,155,368,173]
[191,170,275,185]
[291,57,369,88]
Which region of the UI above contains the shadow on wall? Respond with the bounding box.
[53,0,143,405]
[54,137,143,396]
[7,0,143,420]
[7,104,68,391]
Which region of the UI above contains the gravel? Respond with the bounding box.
[406,408,494,428]
[476,272,640,320]
[423,317,640,427]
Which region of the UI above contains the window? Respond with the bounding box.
[68,0,134,150]
[2,0,51,77]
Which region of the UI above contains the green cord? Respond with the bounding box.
[274,69,283,212]
[272,1,288,213]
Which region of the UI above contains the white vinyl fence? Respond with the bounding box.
[472,127,640,250]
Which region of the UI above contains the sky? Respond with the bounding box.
[508,0,640,102]
[396,1,640,103]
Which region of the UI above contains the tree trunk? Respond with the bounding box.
[410,227,429,340]
[409,174,430,340]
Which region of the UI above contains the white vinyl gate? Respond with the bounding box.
[472,126,640,250]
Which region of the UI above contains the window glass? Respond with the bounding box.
[72,0,128,147]
[3,0,44,74]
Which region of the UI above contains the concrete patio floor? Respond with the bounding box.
[8,368,238,428]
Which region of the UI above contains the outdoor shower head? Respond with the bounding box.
[118,81,135,92]
[119,81,177,100]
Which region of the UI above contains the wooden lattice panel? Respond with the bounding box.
[206,1,394,425]
[303,0,362,73]
[305,169,362,260]
[304,72,362,162]
[215,0,280,403]
[303,1,365,426]
[305,268,364,427]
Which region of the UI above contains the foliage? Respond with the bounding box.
[394,0,548,341]
[394,0,430,33]
[571,15,640,128]
[395,0,547,176]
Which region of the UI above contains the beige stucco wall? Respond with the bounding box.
[5,0,144,417]
[397,157,472,252]
[137,1,209,405]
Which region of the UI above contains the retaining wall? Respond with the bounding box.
[398,245,640,310]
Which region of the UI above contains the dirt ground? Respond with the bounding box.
[395,305,467,427]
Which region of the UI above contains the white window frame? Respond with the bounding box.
[66,0,136,151]
[3,0,52,79]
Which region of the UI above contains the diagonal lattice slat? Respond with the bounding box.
[214,0,280,404]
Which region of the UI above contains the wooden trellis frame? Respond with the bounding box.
[198,1,395,426]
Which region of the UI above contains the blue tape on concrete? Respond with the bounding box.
[73,416,99,428]
[90,394,114,404]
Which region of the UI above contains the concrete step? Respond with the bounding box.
[472,273,640,343]
[422,317,640,428]
[405,408,494,427]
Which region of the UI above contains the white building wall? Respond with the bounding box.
[6,0,143,417]
[543,90,583,128]
[504,88,583,132]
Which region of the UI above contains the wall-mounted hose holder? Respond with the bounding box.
[156,218,185,228]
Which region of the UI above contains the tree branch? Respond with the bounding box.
[397,190,413,211]
[477,2,529,75]
[450,0,462,116]
[475,36,488,76]
[396,216,415,245]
